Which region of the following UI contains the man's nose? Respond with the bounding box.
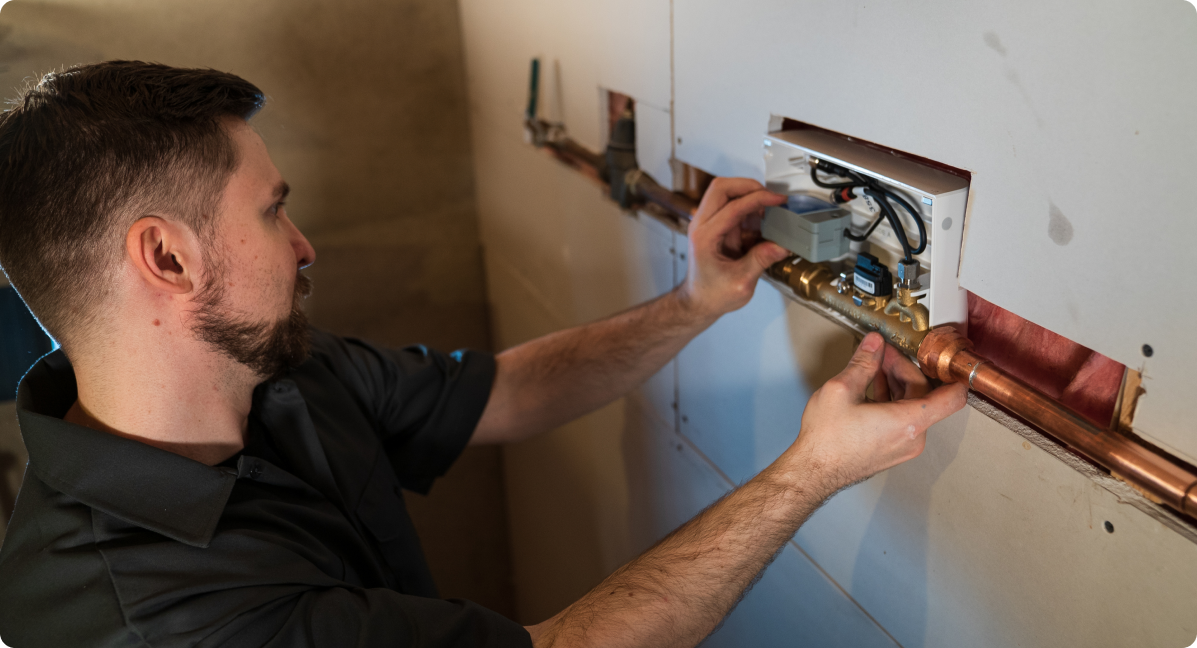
[289,222,316,268]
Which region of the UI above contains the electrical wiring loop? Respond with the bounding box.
[809,162,928,262]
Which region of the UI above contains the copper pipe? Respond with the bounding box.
[918,326,1197,517]
[541,138,605,184]
[535,117,1197,519]
[536,129,698,223]
[627,170,698,223]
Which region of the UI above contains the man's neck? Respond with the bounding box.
[65,334,261,467]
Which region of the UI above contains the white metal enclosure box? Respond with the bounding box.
[764,128,970,330]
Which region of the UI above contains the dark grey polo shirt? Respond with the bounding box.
[0,329,532,647]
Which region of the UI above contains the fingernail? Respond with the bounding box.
[861,333,881,353]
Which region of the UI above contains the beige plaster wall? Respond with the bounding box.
[0,0,513,615]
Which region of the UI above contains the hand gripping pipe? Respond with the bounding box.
[918,326,1197,517]
[768,257,1197,518]
[523,60,1197,517]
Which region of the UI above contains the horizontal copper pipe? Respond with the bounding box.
[532,115,1195,520]
[919,326,1197,517]
[535,119,1196,519]
[627,170,698,223]
[541,138,605,184]
[537,133,697,223]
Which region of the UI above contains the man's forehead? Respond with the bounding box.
[226,121,284,199]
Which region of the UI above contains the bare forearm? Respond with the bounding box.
[475,287,715,444]
[528,448,830,648]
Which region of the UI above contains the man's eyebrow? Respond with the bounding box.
[273,181,291,201]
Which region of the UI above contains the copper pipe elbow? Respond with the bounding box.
[917,325,1197,518]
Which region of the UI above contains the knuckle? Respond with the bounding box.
[847,356,874,374]
[906,437,927,461]
[821,379,849,398]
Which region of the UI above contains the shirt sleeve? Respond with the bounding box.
[212,587,533,648]
[309,329,496,494]
[91,506,532,648]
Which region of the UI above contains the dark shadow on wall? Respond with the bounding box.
[1,286,53,401]
[0,451,17,524]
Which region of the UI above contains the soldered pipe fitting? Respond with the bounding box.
[918,326,1197,517]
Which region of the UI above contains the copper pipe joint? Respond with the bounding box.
[918,326,1197,517]
[627,170,698,223]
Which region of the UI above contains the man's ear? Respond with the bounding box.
[125,217,199,295]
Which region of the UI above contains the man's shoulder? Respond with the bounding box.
[302,327,386,373]
[0,473,136,647]
[305,326,352,359]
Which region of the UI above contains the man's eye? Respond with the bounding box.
[271,201,286,216]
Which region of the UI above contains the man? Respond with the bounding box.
[0,62,965,647]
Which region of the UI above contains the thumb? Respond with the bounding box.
[739,241,790,278]
[836,332,886,396]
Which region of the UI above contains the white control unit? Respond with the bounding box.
[763,128,971,330]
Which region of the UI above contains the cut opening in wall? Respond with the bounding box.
[763,116,972,331]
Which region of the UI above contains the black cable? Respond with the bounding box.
[809,161,928,259]
[845,211,885,242]
[865,187,914,262]
[809,164,858,189]
[876,187,928,256]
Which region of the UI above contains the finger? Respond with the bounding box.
[702,190,787,248]
[735,241,790,279]
[833,332,886,397]
[722,223,744,257]
[873,362,891,402]
[888,382,969,429]
[694,177,768,224]
[886,373,902,402]
[881,345,929,398]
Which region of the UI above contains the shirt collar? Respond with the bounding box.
[16,350,239,548]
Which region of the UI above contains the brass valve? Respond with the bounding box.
[770,257,931,357]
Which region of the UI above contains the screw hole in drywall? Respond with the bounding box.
[1104,521,1115,533]
[1142,344,1153,358]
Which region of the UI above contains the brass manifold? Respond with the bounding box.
[769,257,930,358]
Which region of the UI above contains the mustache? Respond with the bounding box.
[295,270,312,300]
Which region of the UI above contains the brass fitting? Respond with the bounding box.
[770,257,931,357]
[884,286,930,332]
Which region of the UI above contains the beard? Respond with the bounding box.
[191,268,313,381]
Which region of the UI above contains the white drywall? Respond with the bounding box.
[671,0,1197,463]
[678,269,1197,646]
[460,0,1197,645]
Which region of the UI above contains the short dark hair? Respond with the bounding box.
[0,61,265,348]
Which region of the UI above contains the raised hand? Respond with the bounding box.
[679,177,791,321]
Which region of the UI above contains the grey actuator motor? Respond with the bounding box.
[761,195,851,262]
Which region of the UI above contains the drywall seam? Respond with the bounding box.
[644,388,905,648]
